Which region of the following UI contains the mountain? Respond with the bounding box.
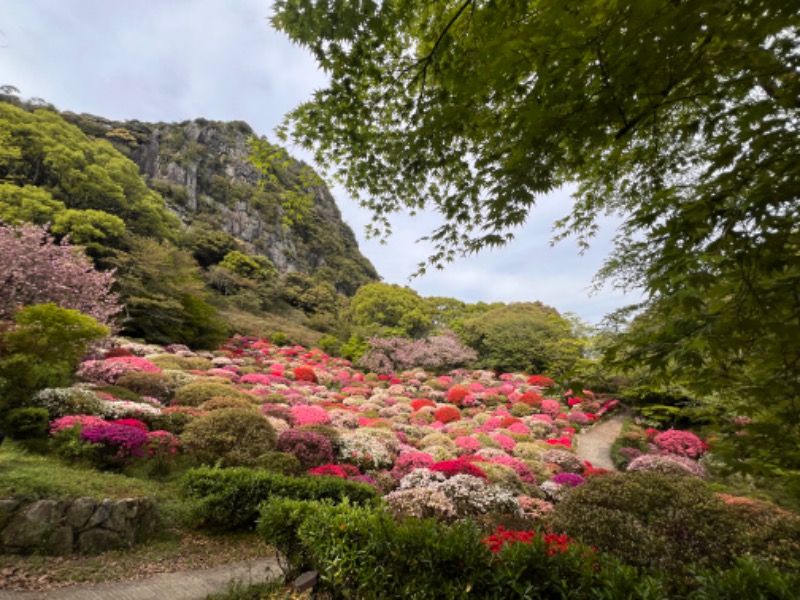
[60,111,378,296]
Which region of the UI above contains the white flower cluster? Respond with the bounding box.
[96,398,162,419]
[30,387,104,417]
[337,430,396,469]
[384,487,456,521]
[398,469,520,519]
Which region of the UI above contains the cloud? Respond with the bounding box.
[0,0,641,325]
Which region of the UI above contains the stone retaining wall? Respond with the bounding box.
[0,497,158,555]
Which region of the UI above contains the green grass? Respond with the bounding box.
[0,440,179,505]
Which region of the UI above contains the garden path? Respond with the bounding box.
[574,412,628,471]
[0,558,280,600]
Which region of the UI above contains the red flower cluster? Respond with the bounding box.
[482,526,583,557]
[446,385,471,406]
[411,398,436,411]
[434,405,462,423]
[527,375,555,388]
[293,366,318,382]
[518,391,543,406]
[308,463,361,478]
[431,459,487,479]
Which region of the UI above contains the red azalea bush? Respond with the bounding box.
[653,429,708,459]
[527,375,555,388]
[309,463,361,478]
[112,418,149,432]
[293,366,318,382]
[434,405,462,423]
[431,459,488,480]
[411,398,436,411]
[518,391,543,406]
[446,385,471,406]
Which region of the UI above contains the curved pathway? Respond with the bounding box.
[0,558,280,600]
[574,412,629,471]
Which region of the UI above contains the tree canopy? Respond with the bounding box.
[272,1,800,482]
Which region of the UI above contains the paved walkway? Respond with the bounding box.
[574,412,629,471]
[0,558,280,600]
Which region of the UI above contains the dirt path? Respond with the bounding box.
[574,412,629,471]
[0,558,280,600]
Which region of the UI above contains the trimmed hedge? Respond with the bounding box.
[180,467,379,530]
[255,499,800,599]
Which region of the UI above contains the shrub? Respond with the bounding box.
[254,451,303,476]
[116,371,175,401]
[290,405,331,426]
[80,422,150,470]
[93,385,144,403]
[275,430,334,469]
[540,449,583,473]
[431,459,488,480]
[181,466,378,530]
[148,406,203,435]
[653,429,708,458]
[199,397,257,412]
[292,366,317,382]
[627,454,708,478]
[172,381,251,407]
[434,405,462,423]
[181,408,276,467]
[5,407,49,439]
[548,472,743,573]
[0,304,109,409]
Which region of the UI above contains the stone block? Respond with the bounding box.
[64,497,97,530]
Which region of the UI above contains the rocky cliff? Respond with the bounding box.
[62,112,379,295]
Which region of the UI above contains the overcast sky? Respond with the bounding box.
[0,0,639,324]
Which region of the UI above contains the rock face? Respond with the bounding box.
[63,113,379,295]
[0,497,158,555]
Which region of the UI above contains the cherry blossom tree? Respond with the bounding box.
[0,222,120,325]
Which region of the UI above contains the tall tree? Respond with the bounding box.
[272,1,800,483]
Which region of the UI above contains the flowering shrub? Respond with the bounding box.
[482,526,581,556]
[112,418,148,431]
[551,472,585,487]
[391,452,435,479]
[541,399,561,416]
[517,496,554,520]
[431,459,488,480]
[518,391,543,406]
[527,375,555,388]
[80,422,150,469]
[290,405,331,426]
[541,450,584,474]
[653,429,708,459]
[446,385,470,406]
[434,405,461,423]
[627,454,709,478]
[309,464,349,478]
[385,487,457,522]
[490,455,537,484]
[49,414,107,435]
[276,430,334,469]
[435,474,519,517]
[293,366,318,382]
[338,430,396,470]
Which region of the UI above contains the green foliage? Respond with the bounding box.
[461,302,584,377]
[349,282,432,338]
[548,472,744,574]
[181,409,276,468]
[272,0,800,489]
[253,451,303,477]
[115,371,175,402]
[4,407,49,439]
[111,236,228,348]
[0,101,179,240]
[0,304,108,409]
[219,251,276,282]
[181,225,239,268]
[246,135,321,227]
[172,381,250,407]
[180,466,378,530]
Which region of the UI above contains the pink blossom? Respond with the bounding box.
[491,433,516,452]
[290,405,331,426]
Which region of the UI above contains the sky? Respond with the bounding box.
[0,0,640,324]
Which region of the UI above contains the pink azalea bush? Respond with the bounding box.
[653,429,708,459]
